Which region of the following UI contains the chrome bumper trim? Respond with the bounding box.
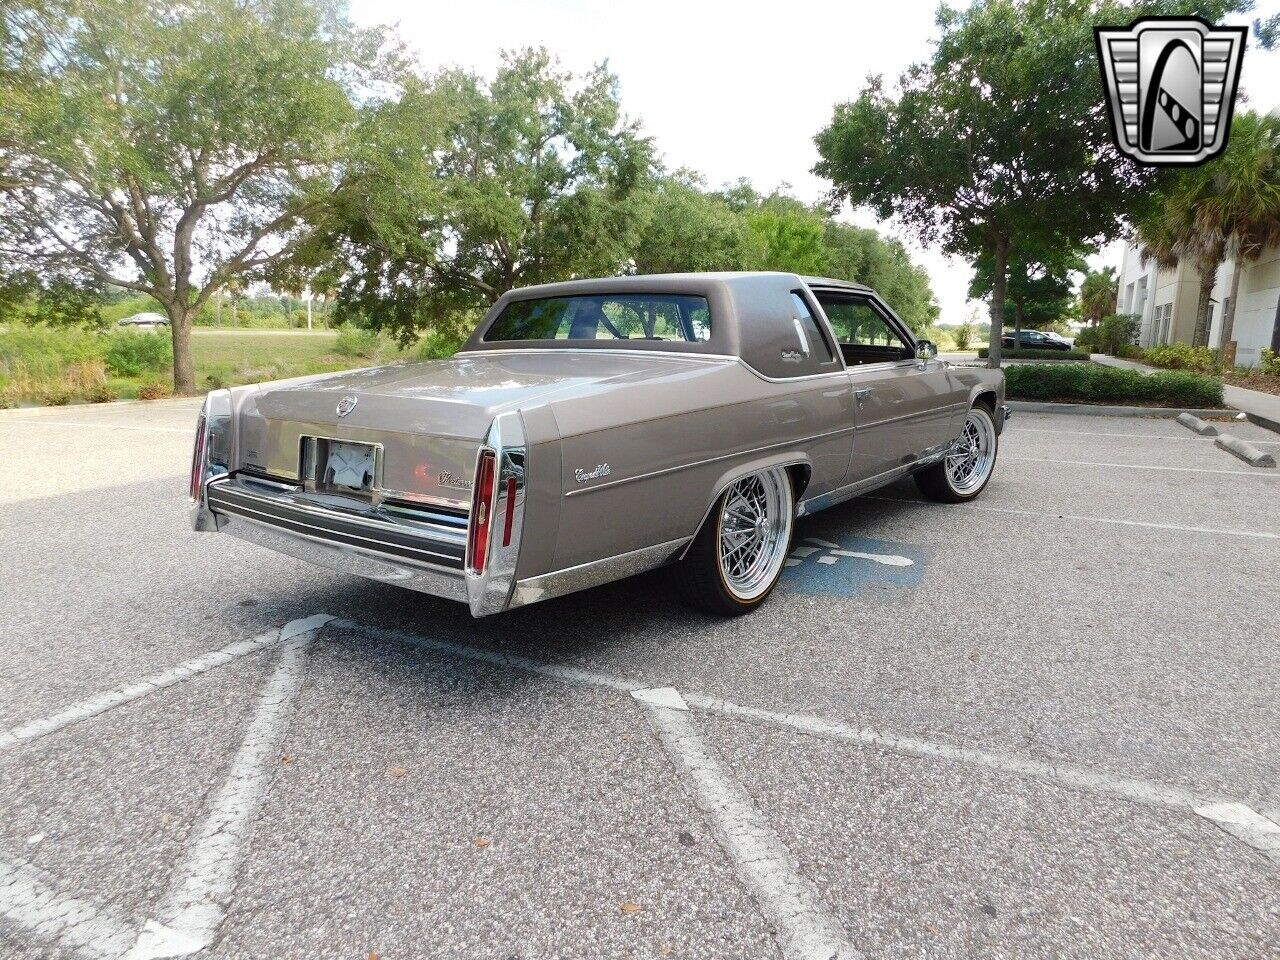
[205,479,466,569]
[219,514,468,602]
[509,537,691,608]
[997,404,1012,434]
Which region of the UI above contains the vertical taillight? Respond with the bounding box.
[190,411,207,501]
[468,449,498,574]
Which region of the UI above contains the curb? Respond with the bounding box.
[1244,411,1280,436]
[1006,401,1236,419]
[0,395,202,418]
[1214,434,1277,468]
[1176,412,1219,436]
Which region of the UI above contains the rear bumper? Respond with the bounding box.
[196,474,473,602]
[192,411,529,617]
[996,404,1012,435]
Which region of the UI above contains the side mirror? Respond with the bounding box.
[915,339,937,364]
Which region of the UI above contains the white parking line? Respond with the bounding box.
[634,689,860,960]
[0,857,138,959]
[1008,455,1280,477]
[0,615,330,752]
[128,630,318,959]
[863,495,1280,541]
[1016,427,1280,446]
[1195,803,1280,864]
[339,621,1280,864]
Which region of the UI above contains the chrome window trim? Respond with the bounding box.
[736,361,851,384]
[454,347,737,364]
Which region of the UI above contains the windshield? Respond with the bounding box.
[484,294,712,344]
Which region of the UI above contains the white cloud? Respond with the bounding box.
[352,0,1280,323]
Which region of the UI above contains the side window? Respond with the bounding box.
[816,295,912,365]
[789,292,835,363]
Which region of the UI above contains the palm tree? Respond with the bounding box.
[1195,111,1280,350]
[1078,268,1117,326]
[1133,171,1224,347]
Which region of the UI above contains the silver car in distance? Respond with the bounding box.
[190,272,1008,617]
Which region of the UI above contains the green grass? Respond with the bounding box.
[1005,363,1225,408]
[0,326,424,407]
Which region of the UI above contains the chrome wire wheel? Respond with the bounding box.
[716,468,792,602]
[946,408,996,495]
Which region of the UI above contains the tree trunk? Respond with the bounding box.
[167,302,196,394]
[1187,272,1208,348]
[1192,257,1220,347]
[1014,301,1024,348]
[1219,257,1243,348]
[987,237,1008,368]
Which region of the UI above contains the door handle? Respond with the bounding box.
[854,388,872,407]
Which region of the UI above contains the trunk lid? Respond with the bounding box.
[234,351,714,505]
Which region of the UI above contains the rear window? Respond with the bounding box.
[484,294,712,343]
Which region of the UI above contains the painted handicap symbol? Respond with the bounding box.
[781,535,927,597]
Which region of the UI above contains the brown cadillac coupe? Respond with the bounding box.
[190,272,1008,616]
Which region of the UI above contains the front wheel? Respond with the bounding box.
[915,404,999,503]
[678,466,794,616]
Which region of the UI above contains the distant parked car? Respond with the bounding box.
[117,312,169,331]
[1000,329,1072,350]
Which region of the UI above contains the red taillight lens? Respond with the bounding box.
[190,412,207,500]
[468,449,497,574]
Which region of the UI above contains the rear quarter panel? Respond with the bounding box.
[544,363,854,572]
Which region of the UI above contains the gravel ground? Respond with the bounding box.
[1,404,1277,959]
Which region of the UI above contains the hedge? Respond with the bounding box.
[977,347,1092,361]
[1004,363,1224,407]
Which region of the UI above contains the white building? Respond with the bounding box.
[1115,241,1280,366]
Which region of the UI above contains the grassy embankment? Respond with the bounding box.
[0,326,461,407]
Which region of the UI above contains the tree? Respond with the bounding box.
[1133,170,1224,346]
[741,194,829,276]
[631,173,755,274]
[1193,111,1280,348]
[302,49,654,342]
[971,241,1085,338]
[0,0,379,391]
[814,0,1247,368]
[1079,268,1118,327]
[822,222,939,330]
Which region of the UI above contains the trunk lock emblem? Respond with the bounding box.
[336,395,358,418]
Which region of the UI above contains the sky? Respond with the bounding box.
[351,0,1280,324]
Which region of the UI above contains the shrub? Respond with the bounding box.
[977,347,1091,361]
[1260,348,1280,377]
[0,326,102,381]
[1143,343,1222,374]
[1098,314,1140,355]
[104,330,173,377]
[953,322,974,351]
[1074,326,1102,353]
[1004,363,1223,407]
[415,330,466,361]
[137,381,174,401]
[333,326,384,359]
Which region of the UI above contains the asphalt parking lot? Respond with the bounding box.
[2,400,1278,959]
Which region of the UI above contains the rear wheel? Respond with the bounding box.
[915,404,998,503]
[679,467,794,616]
